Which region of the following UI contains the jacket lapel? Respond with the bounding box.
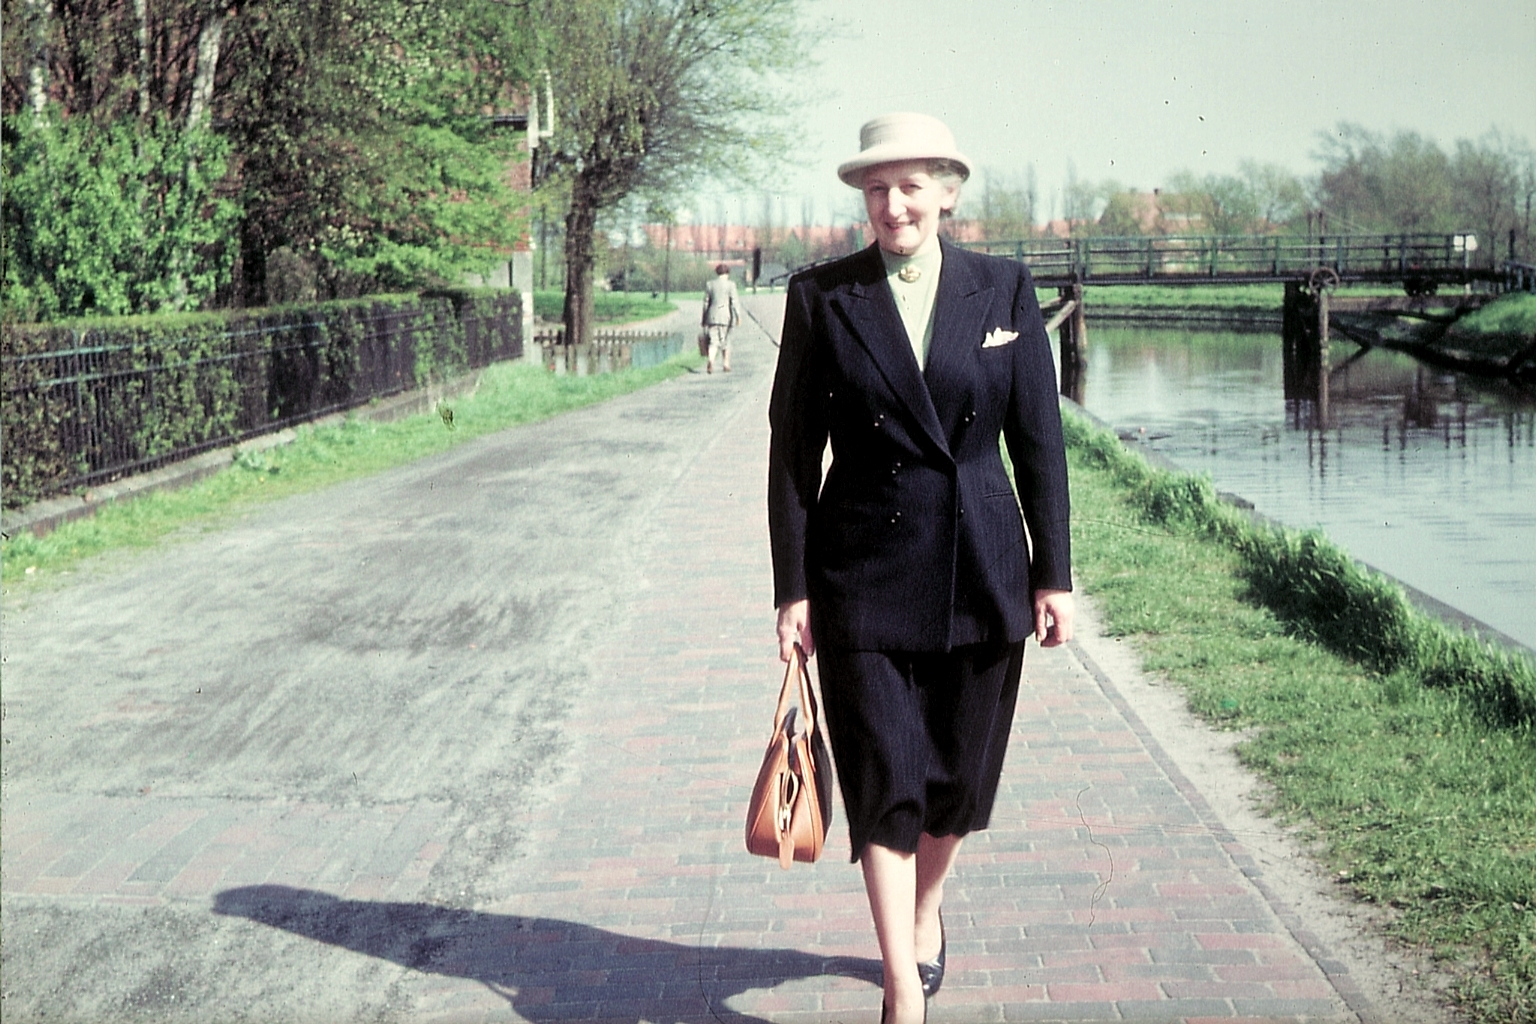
[924,241,993,392]
[831,247,951,461]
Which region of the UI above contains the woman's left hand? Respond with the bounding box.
[1033,589,1074,647]
[776,599,815,662]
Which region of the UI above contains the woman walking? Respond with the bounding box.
[767,112,1074,1024]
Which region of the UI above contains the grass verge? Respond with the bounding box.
[532,290,679,324]
[2,352,698,593]
[1064,412,1535,1023]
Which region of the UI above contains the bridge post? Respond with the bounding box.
[1056,281,1087,402]
[1316,285,1331,426]
[1282,280,1331,427]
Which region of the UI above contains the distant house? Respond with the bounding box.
[640,223,860,255]
[1114,190,1207,235]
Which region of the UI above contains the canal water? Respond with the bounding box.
[1071,324,1536,651]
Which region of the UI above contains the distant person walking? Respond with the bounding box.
[702,263,740,373]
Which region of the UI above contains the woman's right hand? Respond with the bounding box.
[776,599,814,662]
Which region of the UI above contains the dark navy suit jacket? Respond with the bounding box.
[768,240,1072,652]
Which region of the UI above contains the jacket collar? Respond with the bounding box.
[831,241,993,462]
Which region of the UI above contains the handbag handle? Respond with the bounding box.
[772,642,818,739]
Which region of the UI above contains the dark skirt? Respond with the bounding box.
[815,639,1027,861]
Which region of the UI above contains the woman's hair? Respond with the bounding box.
[926,159,968,188]
[715,263,730,275]
[928,160,965,218]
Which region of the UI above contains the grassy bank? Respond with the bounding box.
[1065,412,1535,1023]
[1436,292,1536,359]
[532,290,678,324]
[1,353,698,593]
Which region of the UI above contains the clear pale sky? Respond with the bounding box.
[717,0,1536,228]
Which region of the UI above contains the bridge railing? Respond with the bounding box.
[1503,260,1536,293]
[956,233,1478,282]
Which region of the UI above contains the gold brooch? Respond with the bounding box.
[897,265,921,284]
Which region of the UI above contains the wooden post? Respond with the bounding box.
[1281,280,1305,400]
[1056,281,1087,402]
[1316,285,1330,427]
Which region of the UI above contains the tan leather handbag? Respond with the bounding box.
[745,644,833,868]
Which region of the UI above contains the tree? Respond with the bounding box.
[1096,191,1147,236]
[1161,171,1258,236]
[527,0,808,345]
[1060,159,1097,231]
[1452,130,1521,267]
[1314,123,1455,234]
[1238,160,1306,230]
[1517,143,1536,262]
[216,0,534,303]
[975,169,1036,241]
[4,0,536,317]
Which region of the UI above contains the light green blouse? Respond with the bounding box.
[880,237,943,371]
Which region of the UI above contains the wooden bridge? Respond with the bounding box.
[956,232,1496,289]
[951,232,1514,416]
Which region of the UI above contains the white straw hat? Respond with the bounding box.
[837,112,973,187]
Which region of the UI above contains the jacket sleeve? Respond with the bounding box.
[767,277,827,607]
[1001,266,1073,593]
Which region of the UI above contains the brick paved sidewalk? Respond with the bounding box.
[1,295,1374,1024]
[399,298,1369,1023]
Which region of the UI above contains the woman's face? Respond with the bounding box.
[860,160,958,256]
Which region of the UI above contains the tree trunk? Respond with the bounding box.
[24,0,53,118]
[562,181,599,347]
[186,14,227,131]
[136,0,150,118]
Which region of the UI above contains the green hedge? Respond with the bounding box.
[1,289,521,507]
[1062,412,1536,733]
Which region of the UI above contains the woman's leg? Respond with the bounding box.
[914,832,962,961]
[861,843,926,1023]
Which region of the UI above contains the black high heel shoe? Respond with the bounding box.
[917,910,946,998]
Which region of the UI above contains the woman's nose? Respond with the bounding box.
[882,190,907,218]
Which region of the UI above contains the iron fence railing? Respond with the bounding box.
[3,293,521,505]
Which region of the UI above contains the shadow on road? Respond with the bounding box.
[214,884,878,1023]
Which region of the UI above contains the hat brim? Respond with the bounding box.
[838,144,972,187]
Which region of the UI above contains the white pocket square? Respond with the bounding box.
[981,328,1018,348]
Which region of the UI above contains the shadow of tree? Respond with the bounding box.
[214,885,880,1023]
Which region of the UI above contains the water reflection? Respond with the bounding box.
[1075,326,1536,650]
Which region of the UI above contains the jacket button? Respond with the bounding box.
[958,506,966,517]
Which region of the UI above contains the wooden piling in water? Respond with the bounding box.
[1316,285,1331,426]
[1055,282,1087,402]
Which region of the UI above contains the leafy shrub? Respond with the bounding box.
[1,110,240,322]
